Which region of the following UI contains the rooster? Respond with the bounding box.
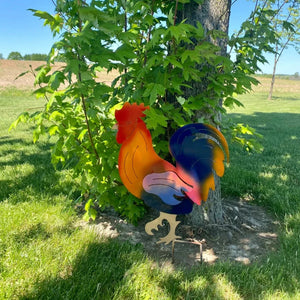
[115,103,229,244]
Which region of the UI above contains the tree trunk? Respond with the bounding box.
[179,0,231,56]
[187,173,222,225]
[179,0,232,226]
[268,51,278,100]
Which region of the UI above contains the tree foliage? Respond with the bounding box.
[10,0,283,222]
[7,51,23,60]
[23,53,48,61]
[6,52,49,61]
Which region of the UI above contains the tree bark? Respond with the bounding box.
[179,0,232,226]
[268,51,278,100]
[179,0,231,55]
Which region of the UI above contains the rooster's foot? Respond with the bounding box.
[145,212,181,245]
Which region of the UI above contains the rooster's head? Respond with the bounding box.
[115,102,149,144]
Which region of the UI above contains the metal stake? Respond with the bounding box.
[171,239,206,264]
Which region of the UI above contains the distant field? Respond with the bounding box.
[253,76,300,95]
[0,59,119,89]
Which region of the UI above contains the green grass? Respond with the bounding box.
[1,87,300,299]
[224,92,300,217]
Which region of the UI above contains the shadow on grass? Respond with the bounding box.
[11,223,52,245]
[20,239,147,300]
[0,135,76,204]
[271,95,300,101]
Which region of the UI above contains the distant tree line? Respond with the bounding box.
[23,53,49,61]
[3,51,48,61]
[1,51,65,62]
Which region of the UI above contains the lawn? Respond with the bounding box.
[1,80,300,299]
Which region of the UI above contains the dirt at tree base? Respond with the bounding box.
[82,198,279,268]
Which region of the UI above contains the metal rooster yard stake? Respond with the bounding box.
[115,103,229,261]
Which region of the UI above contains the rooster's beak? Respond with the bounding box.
[112,124,118,131]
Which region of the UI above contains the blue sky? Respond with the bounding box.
[0,0,299,74]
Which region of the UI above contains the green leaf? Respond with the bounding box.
[15,70,30,81]
[168,26,182,41]
[165,56,183,69]
[78,6,115,25]
[181,50,200,63]
[48,125,59,136]
[9,112,29,131]
[33,86,53,99]
[282,21,295,33]
[172,113,186,127]
[224,97,244,109]
[49,111,64,121]
[84,198,93,211]
[115,44,137,62]
[29,9,55,23]
[176,96,186,105]
[195,21,204,38]
[34,65,51,85]
[33,124,45,143]
[144,14,155,26]
[148,28,166,47]
[145,108,168,129]
[78,129,88,142]
[29,9,63,36]
[49,71,66,90]
[83,198,97,221]
[143,83,165,105]
[94,84,113,97]
[167,8,174,25]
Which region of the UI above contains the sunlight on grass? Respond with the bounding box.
[114,262,170,300]
[259,171,274,179]
[213,274,242,299]
[2,163,35,179]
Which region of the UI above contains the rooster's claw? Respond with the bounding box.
[145,212,181,245]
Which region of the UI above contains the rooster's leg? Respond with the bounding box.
[145,212,181,245]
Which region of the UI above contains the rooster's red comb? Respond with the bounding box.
[115,102,149,122]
